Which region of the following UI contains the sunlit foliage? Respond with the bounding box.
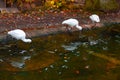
[45,0,66,10]
[6,0,35,10]
[7,0,79,11]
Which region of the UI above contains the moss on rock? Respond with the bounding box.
[84,0,100,11]
[84,0,119,12]
[100,0,119,12]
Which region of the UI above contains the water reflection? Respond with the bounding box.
[62,42,82,51]
[0,23,120,80]
[0,46,32,69]
[10,56,31,68]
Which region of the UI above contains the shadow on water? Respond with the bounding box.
[0,23,120,80]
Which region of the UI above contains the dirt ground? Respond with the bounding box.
[0,10,120,39]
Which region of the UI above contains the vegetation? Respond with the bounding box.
[4,0,120,12]
[84,0,100,11]
[6,0,36,10]
[6,0,80,11]
[84,0,119,12]
[44,0,66,11]
[100,0,119,12]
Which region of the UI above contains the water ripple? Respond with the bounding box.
[61,42,82,51]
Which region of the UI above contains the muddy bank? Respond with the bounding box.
[0,11,120,40]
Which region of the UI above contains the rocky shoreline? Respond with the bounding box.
[0,10,120,40]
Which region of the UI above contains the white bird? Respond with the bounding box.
[62,18,82,31]
[8,29,32,43]
[89,14,100,27]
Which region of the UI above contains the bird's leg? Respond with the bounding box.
[91,22,96,28]
[65,25,70,32]
[69,27,73,31]
[93,22,98,29]
[65,25,72,35]
[65,25,69,31]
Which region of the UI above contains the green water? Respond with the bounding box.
[0,24,120,80]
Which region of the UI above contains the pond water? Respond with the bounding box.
[0,23,120,80]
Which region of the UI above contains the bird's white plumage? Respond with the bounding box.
[8,29,32,43]
[62,18,78,27]
[89,14,100,23]
[62,18,82,30]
